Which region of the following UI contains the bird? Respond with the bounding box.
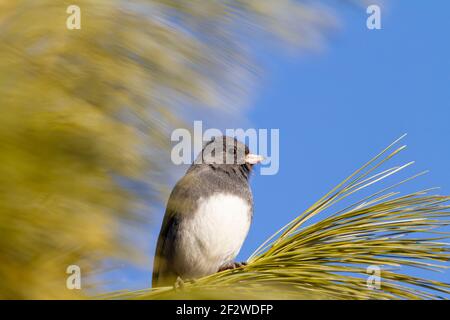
[152,135,264,287]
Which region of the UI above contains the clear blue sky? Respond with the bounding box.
[104,2,450,294]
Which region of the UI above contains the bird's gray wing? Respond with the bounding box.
[152,172,200,287]
[151,208,180,287]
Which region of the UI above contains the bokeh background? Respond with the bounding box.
[1,1,449,298]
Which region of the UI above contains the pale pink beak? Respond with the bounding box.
[245,154,264,165]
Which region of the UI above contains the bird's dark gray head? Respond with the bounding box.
[191,136,263,180]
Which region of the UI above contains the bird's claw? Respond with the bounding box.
[173,276,185,291]
[218,261,247,272]
[173,277,197,291]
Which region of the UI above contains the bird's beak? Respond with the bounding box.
[245,154,264,165]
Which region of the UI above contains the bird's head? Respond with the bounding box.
[194,136,264,177]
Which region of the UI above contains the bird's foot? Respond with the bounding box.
[173,277,197,291]
[173,277,185,291]
[218,261,247,272]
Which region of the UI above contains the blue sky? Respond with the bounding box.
[105,2,450,293]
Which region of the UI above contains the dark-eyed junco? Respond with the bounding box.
[152,136,263,287]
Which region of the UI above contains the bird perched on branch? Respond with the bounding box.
[152,136,263,287]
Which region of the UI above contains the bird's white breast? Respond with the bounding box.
[175,193,251,278]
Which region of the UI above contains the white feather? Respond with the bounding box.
[174,193,251,279]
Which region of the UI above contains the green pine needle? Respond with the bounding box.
[102,135,450,300]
